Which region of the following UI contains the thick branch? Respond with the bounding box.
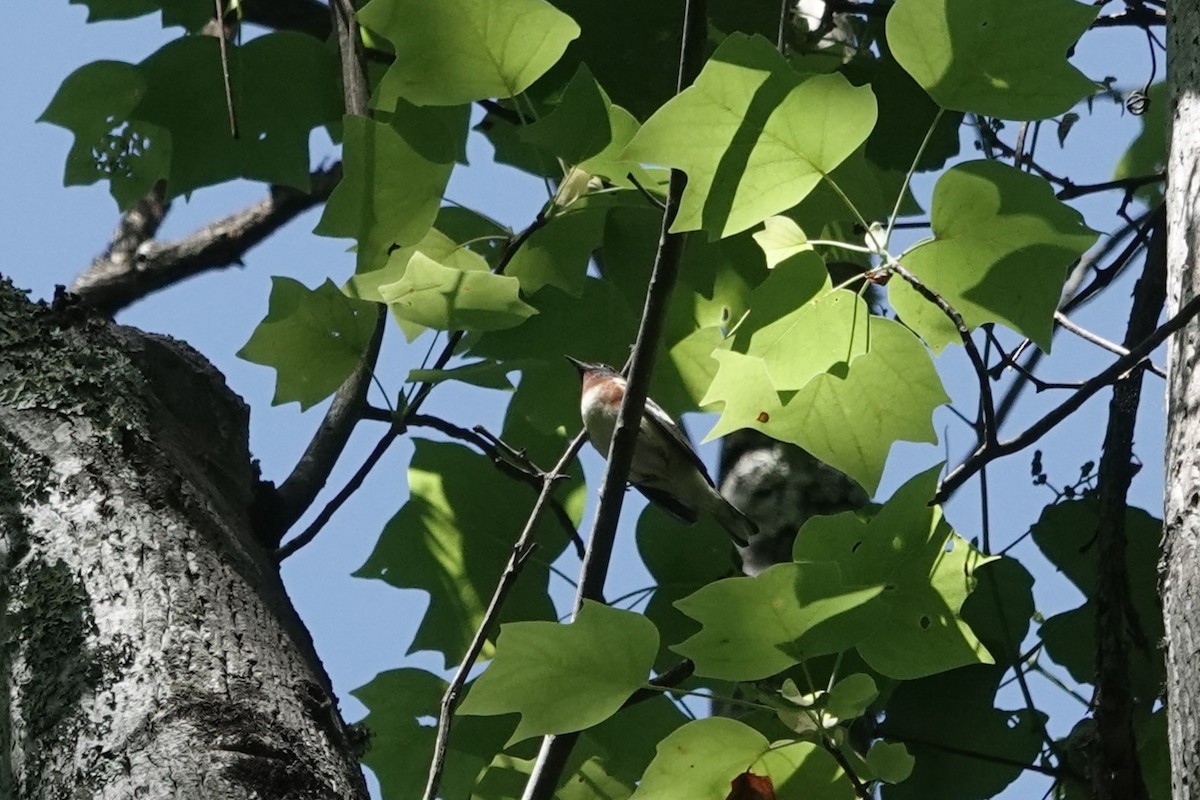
[1090,216,1163,800]
[265,0,377,541]
[934,289,1200,503]
[71,166,341,314]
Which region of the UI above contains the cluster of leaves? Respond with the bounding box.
[44,0,1171,798]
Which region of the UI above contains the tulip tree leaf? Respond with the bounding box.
[887,0,1098,120]
[630,718,854,800]
[753,216,813,268]
[359,0,581,107]
[458,601,659,744]
[506,204,609,296]
[889,160,1097,352]
[316,116,453,272]
[354,441,579,667]
[794,466,995,679]
[39,60,169,210]
[352,668,514,800]
[520,63,613,164]
[622,33,877,239]
[881,666,1046,800]
[380,252,537,331]
[133,33,342,197]
[673,562,885,681]
[237,278,379,411]
[703,319,947,493]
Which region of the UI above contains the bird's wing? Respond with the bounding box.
[635,484,699,524]
[643,398,715,487]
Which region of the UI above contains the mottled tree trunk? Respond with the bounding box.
[1163,3,1200,798]
[0,283,367,799]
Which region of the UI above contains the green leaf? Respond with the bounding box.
[672,562,884,681]
[881,666,1046,800]
[69,0,211,30]
[958,556,1035,669]
[794,466,995,679]
[630,718,853,800]
[380,252,537,332]
[507,204,609,296]
[407,360,525,389]
[825,673,878,720]
[577,105,655,187]
[134,33,342,197]
[623,33,877,239]
[865,741,915,785]
[386,98,471,163]
[752,217,813,269]
[236,278,379,411]
[359,0,580,106]
[886,0,1098,120]
[38,60,169,210]
[744,288,870,392]
[889,160,1097,352]
[703,319,947,493]
[352,668,513,800]
[355,441,576,667]
[346,226,492,307]
[637,505,739,670]
[316,116,453,271]
[458,601,659,744]
[1031,500,1164,698]
[520,64,613,164]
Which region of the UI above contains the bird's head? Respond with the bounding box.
[565,356,625,403]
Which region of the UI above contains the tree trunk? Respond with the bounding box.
[1163,4,1200,798]
[0,283,367,799]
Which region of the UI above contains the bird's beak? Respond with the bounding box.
[564,355,590,375]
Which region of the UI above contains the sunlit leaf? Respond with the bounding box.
[623,33,877,239]
[887,0,1097,120]
[459,601,659,744]
[794,466,995,678]
[380,252,537,332]
[359,0,580,106]
[889,160,1097,352]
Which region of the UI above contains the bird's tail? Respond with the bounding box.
[711,496,757,547]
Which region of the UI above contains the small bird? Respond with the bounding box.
[566,356,758,546]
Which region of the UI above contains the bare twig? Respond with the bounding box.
[934,289,1200,503]
[520,0,708,795]
[71,165,342,314]
[1055,311,1166,378]
[213,0,239,139]
[421,431,588,800]
[891,264,997,444]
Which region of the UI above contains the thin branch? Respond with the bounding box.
[891,264,997,445]
[880,734,1066,779]
[934,289,1200,503]
[213,0,239,139]
[422,431,588,800]
[71,165,342,314]
[1089,216,1163,800]
[520,0,708,795]
[1055,311,1166,378]
[1055,173,1164,201]
[274,421,400,561]
[627,173,667,212]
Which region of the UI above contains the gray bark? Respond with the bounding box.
[0,282,368,799]
[1164,2,1200,798]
